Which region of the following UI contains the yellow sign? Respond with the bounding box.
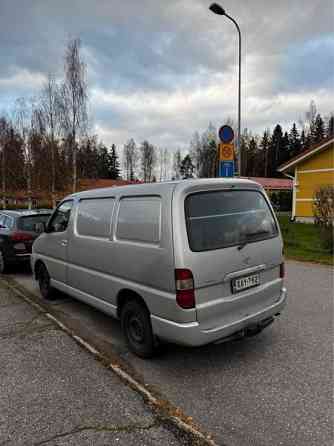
[219,143,234,161]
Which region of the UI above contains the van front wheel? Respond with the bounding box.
[121,300,155,358]
[38,263,56,301]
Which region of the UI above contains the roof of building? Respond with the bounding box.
[277,136,334,173]
[77,178,140,190]
[1,209,52,217]
[241,177,293,190]
[1,179,141,200]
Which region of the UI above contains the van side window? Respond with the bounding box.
[116,196,161,244]
[48,201,73,233]
[77,198,115,238]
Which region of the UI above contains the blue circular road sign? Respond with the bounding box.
[219,125,234,143]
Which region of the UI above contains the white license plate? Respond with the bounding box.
[232,273,260,293]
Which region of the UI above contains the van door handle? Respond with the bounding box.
[61,240,68,247]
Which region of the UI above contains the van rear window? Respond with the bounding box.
[185,190,278,252]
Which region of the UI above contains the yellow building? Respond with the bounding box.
[278,137,334,222]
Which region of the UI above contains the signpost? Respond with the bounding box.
[218,125,235,177]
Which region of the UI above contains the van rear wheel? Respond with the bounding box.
[121,300,156,358]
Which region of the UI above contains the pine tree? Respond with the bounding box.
[288,123,301,159]
[173,149,182,180]
[313,114,325,143]
[180,154,195,179]
[327,115,334,138]
[280,132,290,165]
[246,137,258,177]
[240,131,250,176]
[260,130,270,177]
[300,128,313,152]
[110,144,120,179]
[268,124,283,177]
[96,144,112,178]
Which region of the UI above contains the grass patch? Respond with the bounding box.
[278,215,333,266]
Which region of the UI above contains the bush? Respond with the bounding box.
[278,190,292,212]
[313,186,334,253]
[269,190,292,212]
[320,227,333,253]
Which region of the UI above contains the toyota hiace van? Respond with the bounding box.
[32,179,287,357]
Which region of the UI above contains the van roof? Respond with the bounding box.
[68,178,262,200]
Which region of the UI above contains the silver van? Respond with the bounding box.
[32,179,287,357]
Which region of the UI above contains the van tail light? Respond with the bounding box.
[175,269,195,309]
[280,262,285,279]
[10,232,33,242]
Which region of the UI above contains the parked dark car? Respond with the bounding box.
[0,209,52,273]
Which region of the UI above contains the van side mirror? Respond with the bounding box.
[34,222,46,234]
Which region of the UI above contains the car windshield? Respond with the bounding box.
[18,214,51,232]
[185,190,278,252]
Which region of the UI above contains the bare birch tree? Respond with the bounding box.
[172,149,182,180]
[60,38,88,193]
[158,147,170,181]
[140,141,156,182]
[0,118,8,209]
[40,74,61,207]
[123,138,138,180]
[159,147,164,182]
[15,98,33,209]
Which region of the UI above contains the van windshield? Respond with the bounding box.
[185,190,278,252]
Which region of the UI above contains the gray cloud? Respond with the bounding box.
[0,0,333,149]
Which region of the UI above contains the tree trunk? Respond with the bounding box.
[72,135,77,193]
[2,145,5,210]
[72,146,76,193]
[27,161,32,210]
[51,140,56,208]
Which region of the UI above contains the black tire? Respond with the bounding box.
[38,263,56,300]
[0,251,7,274]
[121,299,156,358]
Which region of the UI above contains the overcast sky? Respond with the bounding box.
[1,0,333,150]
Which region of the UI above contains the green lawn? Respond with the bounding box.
[278,215,333,266]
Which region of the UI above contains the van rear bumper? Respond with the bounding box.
[151,287,287,347]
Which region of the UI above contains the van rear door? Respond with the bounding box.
[181,188,283,330]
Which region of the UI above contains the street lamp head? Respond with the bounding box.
[209,3,225,15]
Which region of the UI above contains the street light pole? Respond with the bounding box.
[209,3,242,176]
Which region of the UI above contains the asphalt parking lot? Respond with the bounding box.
[0,282,197,446]
[3,260,333,446]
